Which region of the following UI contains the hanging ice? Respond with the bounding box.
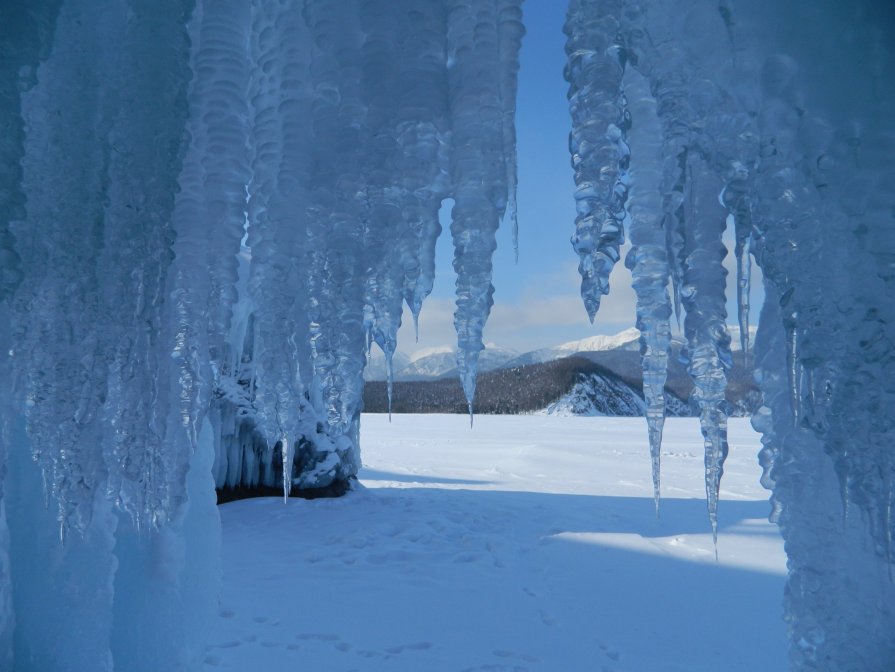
[566,0,894,667]
[447,0,524,415]
[564,0,630,323]
[0,1,523,668]
[623,67,672,512]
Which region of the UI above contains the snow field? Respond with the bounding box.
[208,415,787,671]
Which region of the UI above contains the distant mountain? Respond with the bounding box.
[365,343,520,381]
[362,350,412,382]
[363,356,678,416]
[541,371,647,416]
[362,326,760,417]
[505,327,641,368]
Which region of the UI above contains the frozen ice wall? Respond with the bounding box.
[211,0,523,490]
[0,0,522,669]
[565,0,895,668]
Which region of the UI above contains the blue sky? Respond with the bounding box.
[396,1,763,356]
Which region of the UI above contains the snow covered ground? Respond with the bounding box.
[206,415,787,672]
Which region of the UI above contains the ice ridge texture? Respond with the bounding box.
[565,0,894,668]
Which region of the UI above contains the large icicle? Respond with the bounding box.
[192,0,253,368]
[393,2,450,332]
[0,2,61,304]
[625,1,696,325]
[497,0,525,262]
[680,155,732,547]
[302,0,368,481]
[623,67,672,513]
[98,0,197,527]
[446,0,522,413]
[0,0,533,668]
[0,308,14,668]
[245,0,315,494]
[359,0,409,420]
[14,0,126,534]
[564,0,630,322]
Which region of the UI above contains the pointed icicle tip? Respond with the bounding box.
[468,401,474,428]
[386,350,394,422]
[281,435,290,504]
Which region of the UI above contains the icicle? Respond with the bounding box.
[680,156,731,549]
[564,0,630,322]
[245,0,313,466]
[0,2,62,304]
[445,0,520,410]
[193,0,253,368]
[624,67,672,515]
[281,434,289,503]
[736,234,752,355]
[386,349,394,422]
[720,159,755,358]
[782,307,801,426]
[497,0,525,264]
[301,0,369,481]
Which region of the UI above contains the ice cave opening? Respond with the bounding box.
[0,0,893,670]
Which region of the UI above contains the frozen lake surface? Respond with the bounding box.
[207,415,787,672]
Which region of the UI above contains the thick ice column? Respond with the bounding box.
[623,67,672,511]
[6,413,117,672]
[13,0,126,535]
[739,1,895,666]
[302,0,368,480]
[110,419,221,672]
[169,0,253,479]
[0,502,9,671]
[358,0,408,415]
[392,2,450,332]
[98,0,197,526]
[0,309,14,669]
[244,0,317,492]
[564,0,629,322]
[753,282,895,670]
[0,6,61,663]
[446,0,521,412]
[190,0,253,368]
[104,4,228,667]
[0,1,61,303]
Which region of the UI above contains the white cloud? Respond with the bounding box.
[394,231,765,357]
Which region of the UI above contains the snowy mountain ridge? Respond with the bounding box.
[365,325,757,382]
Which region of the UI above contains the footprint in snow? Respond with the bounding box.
[295,633,341,641]
[385,642,433,654]
[600,643,621,661]
[493,649,540,663]
[539,609,556,626]
[211,640,241,649]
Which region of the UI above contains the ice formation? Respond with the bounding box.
[565,0,894,667]
[0,0,522,669]
[1,0,893,669]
